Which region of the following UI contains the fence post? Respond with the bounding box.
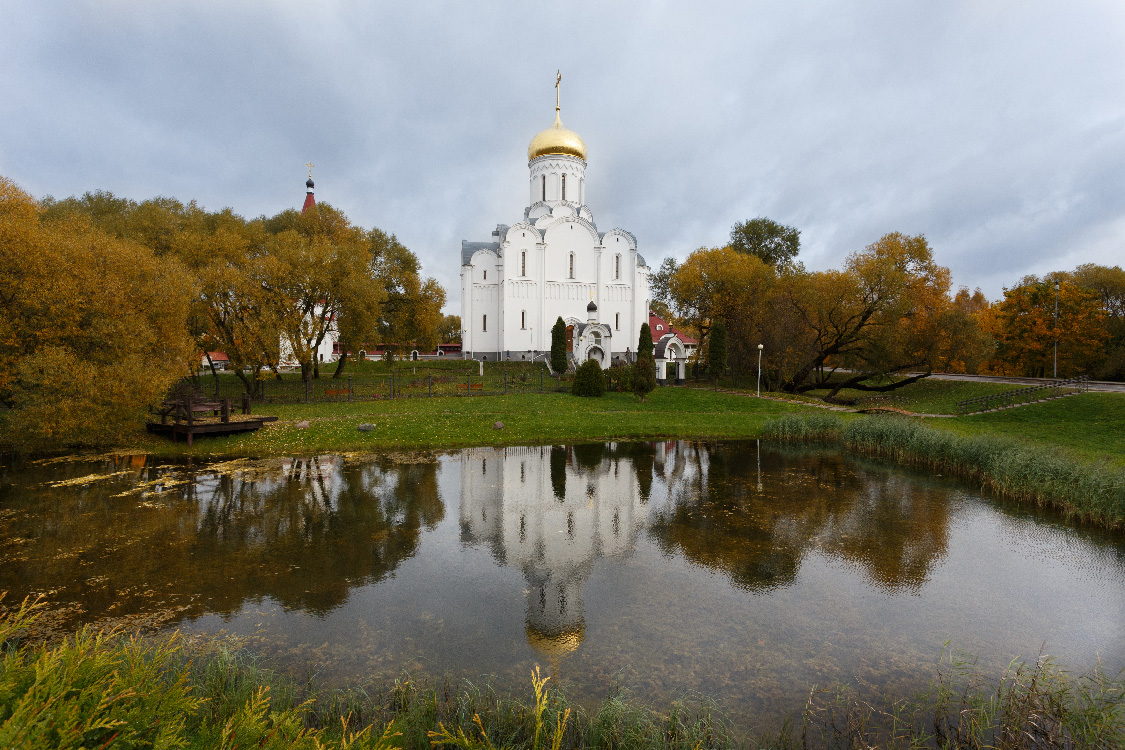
[389,373,393,399]
[540,371,543,393]
[348,375,352,403]
[467,372,471,396]
[305,377,309,404]
[429,373,432,397]
[504,369,507,395]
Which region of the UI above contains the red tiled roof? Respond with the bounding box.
[302,193,316,213]
[648,312,698,345]
[204,351,229,362]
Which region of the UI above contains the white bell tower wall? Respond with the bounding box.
[529,155,587,206]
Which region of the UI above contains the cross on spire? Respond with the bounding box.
[555,70,561,112]
[306,161,315,179]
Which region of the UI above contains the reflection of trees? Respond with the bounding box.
[648,444,950,594]
[0,456,444,626]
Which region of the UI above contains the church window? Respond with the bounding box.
[561,173,566,201]
[657,324,664,331]
[568,253,574,279]
[615,313,620,330]
[541,175,545,201]
[483,269,487,280]
[615,254,621,279]
[521,251,526,276]
[521,310,526,329]
[482,314,487,332]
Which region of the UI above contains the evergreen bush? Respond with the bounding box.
[550,317,568,374]
[632,323,657,401]
[571,359,606,397]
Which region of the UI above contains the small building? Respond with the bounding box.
[648,311,697,385]
[201,351,229,371]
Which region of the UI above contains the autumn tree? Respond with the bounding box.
[361,227,444,371]
[438,315,462,344]
[707,319,727,387]
[667,245,776,373]
[1072,263,1125,379]
[262,205,378,381]
[991,279,1108,377]
[649,257,678,320]
[777,232,963,399]
[730,217,801,268]
[0,177,194,450]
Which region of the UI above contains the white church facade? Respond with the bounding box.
[460,89,650,368]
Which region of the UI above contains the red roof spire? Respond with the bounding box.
[302,162,316,213]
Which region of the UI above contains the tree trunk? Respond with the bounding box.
[332,346,349,378]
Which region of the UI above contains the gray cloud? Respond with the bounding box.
[2,1,1122,308]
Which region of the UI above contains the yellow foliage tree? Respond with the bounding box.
[0,177,194,450]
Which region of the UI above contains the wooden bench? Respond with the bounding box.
[324,388,349,397]
[455,382,484,392]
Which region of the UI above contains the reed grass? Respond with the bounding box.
[3,598,1123,748]
[761,414,1125,527]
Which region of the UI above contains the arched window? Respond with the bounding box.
[541,175,546,201]
[656,324,664,331]
[483,269,487,281]
[521,310,526,329]
[615,254,621,280]
[615,313,620,330]
[561,173,566,201]
[521,250,526,276]
[591,332,601,346]
[482,314,487,332]
[568,253,575,279]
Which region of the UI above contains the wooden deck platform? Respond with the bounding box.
[146,416,278,445]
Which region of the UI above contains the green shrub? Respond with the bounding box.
[572,359,606,397]
[605,363,633,392]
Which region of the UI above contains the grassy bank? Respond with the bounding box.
[2,600,1122,749]
[132,388,807,457]
[932,391,1125,467]
[762,412,1125,527]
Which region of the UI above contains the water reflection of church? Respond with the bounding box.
[459,444,653,669]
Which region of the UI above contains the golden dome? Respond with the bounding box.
[528,111,587,162]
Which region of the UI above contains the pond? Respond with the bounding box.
[1,441,1123,730]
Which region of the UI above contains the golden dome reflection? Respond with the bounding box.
[525,621,586,658]
[528,111,588,162]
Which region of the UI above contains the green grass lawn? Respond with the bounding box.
[137,387,808,457]
[930,391,1125,467]
[793,378,1020,415]
[125,375,1124,466]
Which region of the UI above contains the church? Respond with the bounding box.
[460,80,650,368]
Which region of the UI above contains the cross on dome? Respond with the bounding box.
[528,71,587,162]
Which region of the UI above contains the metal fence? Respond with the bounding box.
[185,370,572,404]
[955,375,1089,415]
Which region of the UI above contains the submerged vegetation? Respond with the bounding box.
[762,413,1125,527]
[1,599,1122,749]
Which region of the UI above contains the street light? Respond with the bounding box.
[1053,281,1060,379]
[757,343,764,398]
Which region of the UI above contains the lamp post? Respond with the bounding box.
[1053,281,1059,379]
[757,343,764,398]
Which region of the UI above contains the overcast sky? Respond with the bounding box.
[2,1,1122,310]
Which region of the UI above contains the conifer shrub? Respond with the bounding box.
[550,317,568,374]
[571,359,605,397]
[632,323,657,401]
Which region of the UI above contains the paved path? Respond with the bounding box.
[904,372,1125,393]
